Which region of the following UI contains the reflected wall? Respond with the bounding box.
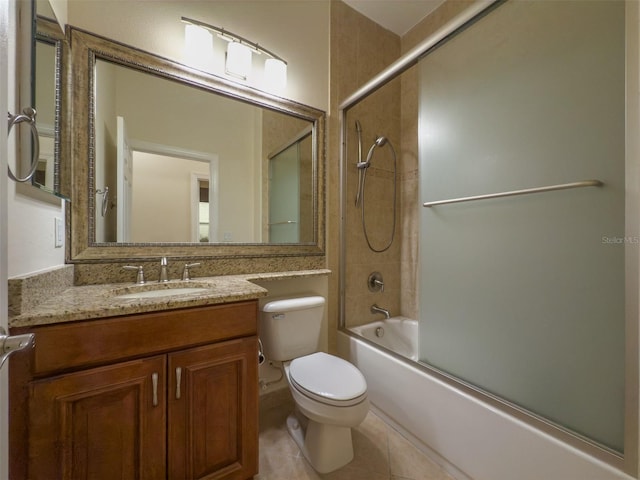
[338,1,402,329]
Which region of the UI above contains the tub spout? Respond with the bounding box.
[371,304,390,319]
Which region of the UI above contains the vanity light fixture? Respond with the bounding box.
[181,16,287,91]
[264,57,287,93]
[183,23,214,71]
[225,41,252,80]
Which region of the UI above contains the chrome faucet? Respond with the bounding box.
[371,304,390,319]
[122,265,145,284]
[159,257,169,283]
[182,262,201,281]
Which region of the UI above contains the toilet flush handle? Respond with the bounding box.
[258,339,266,365]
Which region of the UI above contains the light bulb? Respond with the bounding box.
[264,58,287,93]
[184,24,213,71]
[225,42,252,80]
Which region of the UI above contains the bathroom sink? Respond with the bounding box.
[114,287,211,300]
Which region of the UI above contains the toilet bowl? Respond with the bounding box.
[260,297,369,473]
[284,352,369,473]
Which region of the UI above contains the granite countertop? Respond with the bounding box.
[9,269,331,329]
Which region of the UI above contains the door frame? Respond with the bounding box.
[1,0,12,478]
[129,140,219,243]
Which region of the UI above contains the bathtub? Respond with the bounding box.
[349,317,418,361]
[338,324,631,480]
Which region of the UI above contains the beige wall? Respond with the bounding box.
[342,83,402,327]
[330,0,484,344]
[131,153,209,243]
[67,0,330,111]
[112,65,262,243]
[328,1,401,350]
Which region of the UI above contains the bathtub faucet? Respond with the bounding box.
[371,304,390,319]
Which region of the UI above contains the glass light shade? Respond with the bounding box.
[225,42,252,80]
[184,24,213,71]
[264,58,287,93]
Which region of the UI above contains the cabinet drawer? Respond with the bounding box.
[26,300,258,376]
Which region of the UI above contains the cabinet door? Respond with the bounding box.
[28,356,166,480]
[168,337,258,480]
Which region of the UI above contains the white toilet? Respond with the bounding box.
[260,296,369,474]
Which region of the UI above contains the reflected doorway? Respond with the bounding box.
[124,142,218,243]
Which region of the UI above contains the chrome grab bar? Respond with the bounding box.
[422,180,603,208]
[7,108,40,183]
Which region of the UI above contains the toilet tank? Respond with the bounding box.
[260,296,325,361]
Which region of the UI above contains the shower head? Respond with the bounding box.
[362,136,388,166]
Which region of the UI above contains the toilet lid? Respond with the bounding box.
[289,352,367,406]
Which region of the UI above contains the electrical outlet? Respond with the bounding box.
[54,217,64,248]
[223,232,233,241]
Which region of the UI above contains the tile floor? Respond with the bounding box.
[256,391,454,480]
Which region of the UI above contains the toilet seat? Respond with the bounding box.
[288,352,367,407]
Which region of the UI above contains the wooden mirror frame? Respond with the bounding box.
[66,27,326,262]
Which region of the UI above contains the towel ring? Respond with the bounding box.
[7,107,40,183]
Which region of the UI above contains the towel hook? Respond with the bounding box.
[95,187,110,217]
[7,108,40,183]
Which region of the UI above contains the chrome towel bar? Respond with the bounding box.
[422,179,603,208]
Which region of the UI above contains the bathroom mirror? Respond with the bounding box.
[13,0,70,200]
[32,15,69,199]
[68,27,326,261]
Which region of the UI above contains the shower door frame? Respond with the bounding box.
[337,0,640,475]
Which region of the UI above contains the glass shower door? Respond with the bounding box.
[418,0,625,453]
[269,143,300,243]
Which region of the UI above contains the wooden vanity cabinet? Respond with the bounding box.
[10,300,259,480]
[28,355,167,479]
[168,339,257,479]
